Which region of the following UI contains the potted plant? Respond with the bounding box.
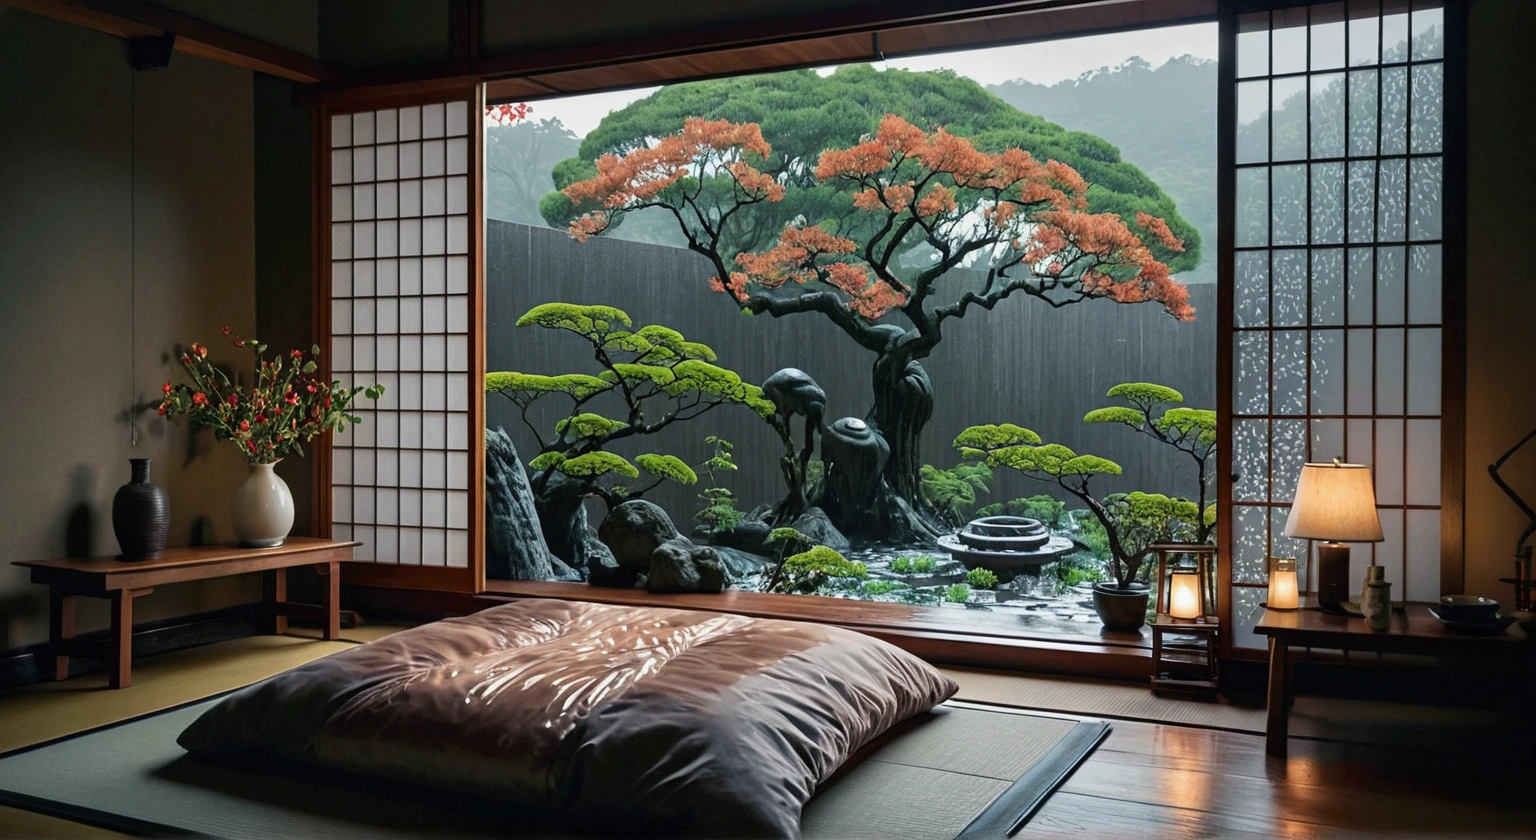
[1084,382,1216,543]
[953,424,1202,631]
[159,329,382,547]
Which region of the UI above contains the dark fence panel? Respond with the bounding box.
[488,220,1217,533]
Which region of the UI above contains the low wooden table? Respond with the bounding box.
[13,538,358,689]
[1254,602,1531,758]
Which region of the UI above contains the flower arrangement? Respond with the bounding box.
[158,328,383,464]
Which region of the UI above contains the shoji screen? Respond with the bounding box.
[322,96,483,590]
[1225,1,1451,650]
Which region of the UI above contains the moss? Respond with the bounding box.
[774,546,868,594]
[860,580,907,597]
[556,451,639,479]
[528,451,567,472]
[891,555,938,574]
[965,568,999,589]
[635,453,698,485]
[944,583,972,603]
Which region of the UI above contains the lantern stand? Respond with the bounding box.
[1148,543,1220,696]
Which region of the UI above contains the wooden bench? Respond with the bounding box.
[13,538,357,689]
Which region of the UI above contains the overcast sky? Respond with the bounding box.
[524,22,1217,139]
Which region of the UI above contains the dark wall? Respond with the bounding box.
[487,220,1216,529]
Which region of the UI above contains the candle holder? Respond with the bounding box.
[1265,556,1299,610]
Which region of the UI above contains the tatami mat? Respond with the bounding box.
[0,623,403,755]
[942,667,1267,733]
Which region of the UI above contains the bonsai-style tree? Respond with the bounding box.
[487,303,774,564]
[694,435,744,535]
[554,113,1193,541]
[1084,382,1216,543]
[953,425,1200,590]
[919,462,993,530]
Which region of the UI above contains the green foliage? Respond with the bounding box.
[554,413,629,440]
[976,495,1066,529]
[635,454,698,485]
[890,555,938,575]
[1082,406,1148,427]
[860,580,907,597]
[1071,510,1111,559]
[1051,553,1109,587]
[766,527,815,550]
[528,451,567,472]
[773,546,868,594]
[974,440,1124,479]
[541,64,1200,271]
[944,583,972,604]
[491,306,772,510]
[953,424,1043,457]
[695,487,744,533]
[1106,382,1184,405]
[919,462,993,527]
[485,372,609,400]
[556,451,639,479]
[693,436,742,535]
[515,302,631,339]
[965,568,999,589]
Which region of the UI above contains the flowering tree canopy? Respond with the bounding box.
[561,115,1192,336]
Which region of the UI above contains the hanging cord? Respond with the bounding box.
[129,68,139,446]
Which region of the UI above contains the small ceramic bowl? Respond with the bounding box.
[1437,594,1500,621]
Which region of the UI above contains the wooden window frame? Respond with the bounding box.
[302,0,1468,676]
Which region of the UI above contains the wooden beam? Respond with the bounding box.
[311,0,1211,104]
[3,0,337,83]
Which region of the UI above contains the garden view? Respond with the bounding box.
[483,25,1219,641]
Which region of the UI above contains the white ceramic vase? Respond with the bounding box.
[232,461,294,548]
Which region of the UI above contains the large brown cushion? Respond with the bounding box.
[179,599,957,838]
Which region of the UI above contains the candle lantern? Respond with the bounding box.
[1266,557,1300,610]
[1149,543,1219,696]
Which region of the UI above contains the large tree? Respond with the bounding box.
[541,65,1201,272]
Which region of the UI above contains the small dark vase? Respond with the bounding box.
[1092,582,1151,632]
[112,458,169,560]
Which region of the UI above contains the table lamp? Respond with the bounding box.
[1283,460,1384,613]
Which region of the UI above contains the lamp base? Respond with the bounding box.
[1316,543,1352,613]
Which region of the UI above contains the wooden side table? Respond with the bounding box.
[1149,615,1220,695]
[13,538,358,689]
[1254,602,1531,758]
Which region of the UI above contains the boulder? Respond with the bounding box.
[485,429,578,581]
[586,538,640,588]
[598,500,680,569]
[647,537,726,594]
[714,546,773,579]
[709,517,772,554]
[791,507,850,552]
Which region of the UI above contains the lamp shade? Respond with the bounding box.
[1167,568,1204,619]
[1283,462,1385,542]
[1267,557,1299,609]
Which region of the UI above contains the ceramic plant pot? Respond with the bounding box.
[112,458,170,559]
[1092,582,1151,632]
[232,461,294,548]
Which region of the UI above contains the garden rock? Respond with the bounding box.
[599,500,679,569]
[485,429,578,581]
[647,537,726,594]
[709,518,772,554]
[791,507,850,552]
[586,539,638,588]
[714,546,773,579]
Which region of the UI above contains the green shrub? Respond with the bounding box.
[773,546,868,594]
[1051,553,1108,587]
[860,580,906,597]
[944,583,972,604]
[976,495,1066,529]
[965,568,999,589]
[913,556,937,573]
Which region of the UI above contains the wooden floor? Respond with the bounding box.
[1026,714,1535,839]
[2,626,1532,839]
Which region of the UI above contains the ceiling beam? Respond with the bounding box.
[3,0,337,83]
